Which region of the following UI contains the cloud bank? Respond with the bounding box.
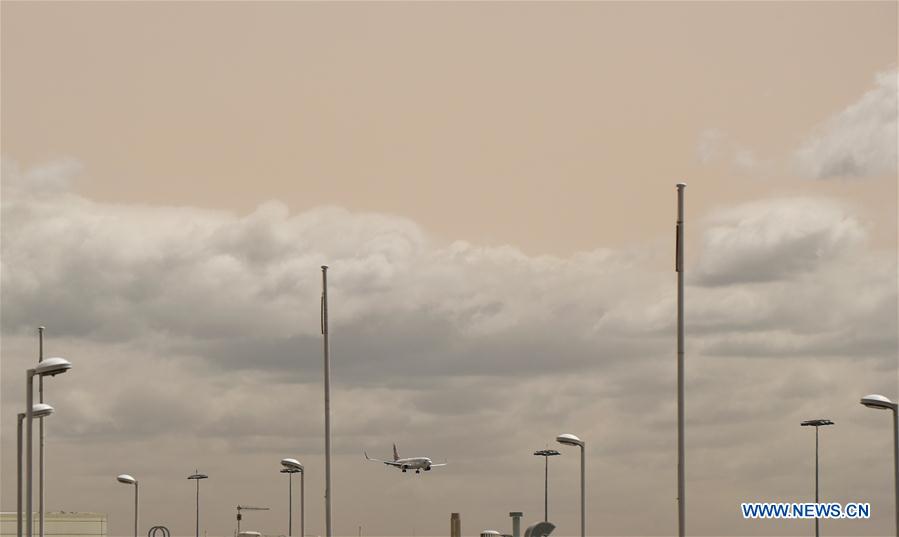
[797,68,898,179]
[1,162,896,536]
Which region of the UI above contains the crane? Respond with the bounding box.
[235,505,269,535]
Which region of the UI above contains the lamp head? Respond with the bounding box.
[187,472,208,480]
[800,419,834,427]
[117,474,137,485]
[35,357,72,377]
[533,449,560,457]
[32,403,55,418]
[556,433,584,448]
[861,394,897,410]
[281,458,303,472]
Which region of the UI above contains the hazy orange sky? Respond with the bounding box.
[3,1,896,253]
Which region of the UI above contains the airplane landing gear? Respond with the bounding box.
[402,467,407,473]
[415,469,420,474]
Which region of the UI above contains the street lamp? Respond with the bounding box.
[18,405,54,537]
[25,358,72,537]
[281,459,304,537]
[860,394,898,537]
[187,471,208,537]
[801,419,834,537]
[117,474,138,537]
[556,434,585,537]
[533,449,560,522]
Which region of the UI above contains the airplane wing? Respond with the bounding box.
[364,451,404,467]
[429,462,448,467]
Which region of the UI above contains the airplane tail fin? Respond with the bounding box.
[393,443,399,461]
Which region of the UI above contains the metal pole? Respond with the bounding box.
[288,472,293,537]
[893,408,898,537]
[579,445,585,537]
[196,477,200,537]
[18,414,25,537]
[134,482,139,537]
[676,183,686,537]
[815,427,819,537]
[544,455,549,522]
[300,471,305,537]
[321,266,332,537]
[26,373,34,537]
[38,327,45,537]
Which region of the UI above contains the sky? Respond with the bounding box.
[1,2,897,537]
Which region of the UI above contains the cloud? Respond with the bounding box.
[696,128,766,175]
[1,162,896,536]
[796,68,898,179]
[697,128,726,164]
[692,198,867,286]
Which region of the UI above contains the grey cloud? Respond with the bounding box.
[796,68,898,179]
[1,163,897,536]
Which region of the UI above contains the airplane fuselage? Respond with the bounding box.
[395,457,433,471]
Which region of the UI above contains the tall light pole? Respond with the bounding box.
[281,459,304,537]
[533,449,560,522]
[38,327,46,537]
[117,475,138,537]
[26,357,72,537]
[860,394,898,537]
[18,412,25,537]
[18,405,55,537]
[187,471,208,537]
[801,419,834,537]
[321,265,332,537]
[675,182,686,537]
[556,434,585,537]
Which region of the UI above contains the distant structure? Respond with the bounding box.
[479,531,501,537]
[509,513,523,537]
[0,512,106,537]
[450,513,461,537]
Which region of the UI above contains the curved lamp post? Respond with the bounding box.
[860,394,898,537]
[187,471,208,537]
[281,459,304,537]
[801,419,834,537]
[117,474,138,537]
[25,358,72,537]
[533,449,560,522]
[556,434,585,537]
[18,405,54,537]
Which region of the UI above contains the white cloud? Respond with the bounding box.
[796,68,898,179]
[692,198,867,286]
[695,128,765,175]
[697,128,726,164]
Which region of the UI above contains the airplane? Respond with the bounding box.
[364,443,447,474]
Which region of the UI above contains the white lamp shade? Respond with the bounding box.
[117,474,137,485]
[556,433,585,447]
[35,357,72,376]
[32,403,54,418]
[861,394,896,410]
